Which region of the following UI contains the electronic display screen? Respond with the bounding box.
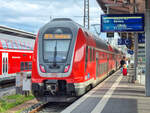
[101,14,144,32]
[44,34,71,39]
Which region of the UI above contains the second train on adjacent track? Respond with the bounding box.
[31,18,123,102]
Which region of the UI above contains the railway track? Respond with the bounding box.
[38,102,72,113]
[21,102,72,113]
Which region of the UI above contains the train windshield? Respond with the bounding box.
[43,27,72,63]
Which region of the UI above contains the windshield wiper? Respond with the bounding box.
[53,41,57,67]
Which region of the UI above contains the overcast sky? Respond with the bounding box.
[0,0,105,35]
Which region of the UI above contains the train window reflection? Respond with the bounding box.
[85,46,88,71]
[24,42,31,50]
[90,48,92,62]
[21,62,24,71]
[25,62,28,70]
[28,62,32,69]
[13,41,18,49]
[43,40,70,62]
[93,48,95,61]
[21,42,27,50]
[6,40,13,49]
[1,40,7,49]
[17,42,22,49]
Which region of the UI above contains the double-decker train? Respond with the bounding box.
[31,18,123,102]
[0,39,33,81]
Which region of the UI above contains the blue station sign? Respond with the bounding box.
[118,38,132,46]
[118,39,124,45]
[101,14,144,32]
[127,49,134,55]
[138,33,145,43]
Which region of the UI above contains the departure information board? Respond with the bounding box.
[101,14,144,32]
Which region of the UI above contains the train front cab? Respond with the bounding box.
[31,22,88,100]
[32,24,99,101]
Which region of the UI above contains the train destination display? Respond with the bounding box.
[44,34,71,39]
[101,14,144,32]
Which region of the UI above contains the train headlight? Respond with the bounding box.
[64,65,70,73]
[39,65,46,73]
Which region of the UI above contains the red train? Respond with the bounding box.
[0,39,33,81]
[31,18,123,102]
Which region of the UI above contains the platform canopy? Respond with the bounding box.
[0,25,36,39]
[96,0,145,14]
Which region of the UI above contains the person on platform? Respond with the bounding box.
[120,56,126,68]
[122,64,128,76]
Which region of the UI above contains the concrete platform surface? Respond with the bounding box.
[61,69,150,113]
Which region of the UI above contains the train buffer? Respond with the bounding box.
[62,69,150,113]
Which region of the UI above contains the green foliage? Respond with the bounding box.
[15,108,25,113]
[0,94,34,113]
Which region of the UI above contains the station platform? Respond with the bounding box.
[61,68,150,113]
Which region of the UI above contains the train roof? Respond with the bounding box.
[43,18,121,52]
[0,25,36,39]
[75,22,109,51]
[64,19,110,51]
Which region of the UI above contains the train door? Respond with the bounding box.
[2,53,8,75]
[96,52,99,77]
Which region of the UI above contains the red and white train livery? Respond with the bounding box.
[0,39,33,81]
[31,18,123,102]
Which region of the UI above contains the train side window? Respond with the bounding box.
[31,46,33,50]
[85,46,88,71]
[17,42,22,49]
[93,48,95,61]
[21,62,25,71]
[26,45,31,50]
[25,62,28,70]
[1,40,7,49]
[28,62,32,70]
[104,63,105,73]
[102,64,104,74]
[6,40,13,49]
[100,63,102,74]
[104,63,106,73]
[107,54,109,60]
[103,63,105,73]
[24,42,31,50]
[99,64,100,75]
[6,58,8,73]
[101,64,102,74]
[3,58,5,73]
[100,64,102,74]
[99,64,101,75]
[21,42,27,50]
[113,55,115,59]
[12,41,18,49]
[90,48,92,62]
